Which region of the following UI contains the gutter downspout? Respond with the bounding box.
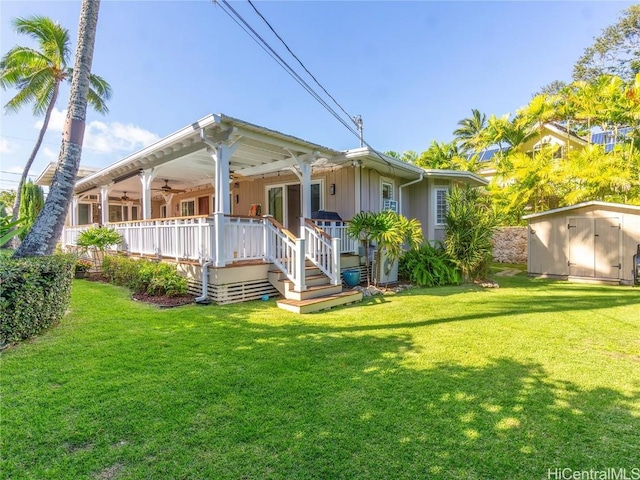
[398,173,424,216]
[195,260,213,304]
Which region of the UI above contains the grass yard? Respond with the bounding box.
[1,275,639,479]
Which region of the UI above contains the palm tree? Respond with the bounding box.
[0,14,111,227]
[453,109,487,153]
[15,0,102,257]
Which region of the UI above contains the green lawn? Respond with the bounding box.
[2,275,639,479]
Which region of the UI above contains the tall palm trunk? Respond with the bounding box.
[15,0,100,257]
[11,80,61,227]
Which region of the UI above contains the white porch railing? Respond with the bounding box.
[303,219,341,285]
[62,224,94,247]
[311,219,358,254]
[111,216,214,261]
[264,216,305,291]
[224,216,266,262]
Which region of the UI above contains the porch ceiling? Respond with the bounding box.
[74,113,343,200]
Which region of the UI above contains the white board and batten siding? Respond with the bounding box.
[524,202,640,284]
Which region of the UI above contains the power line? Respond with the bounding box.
[215,0,361,140]
[246,0,356,126]
[214,0,397,172]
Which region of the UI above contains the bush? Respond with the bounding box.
[399,242,461,287]
[445,186,499,282]
[0,254,75,344]
[102,255,187,297]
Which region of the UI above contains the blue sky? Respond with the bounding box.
[0,0,634,192]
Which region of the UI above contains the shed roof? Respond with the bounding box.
[522,201,640,220]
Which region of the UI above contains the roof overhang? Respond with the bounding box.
[71,113,342,198]
[419,169,489,187]
[522,201,640,220]
[344,147,427,179]
[35,162,101,187]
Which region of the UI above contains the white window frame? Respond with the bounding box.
[380,178,394,211]
[434,187,449,226]
[180,198,196,217]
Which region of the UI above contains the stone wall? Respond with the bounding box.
[493,227,527,264]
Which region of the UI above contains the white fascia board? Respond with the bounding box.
[420,169,489,186]
[344,147,425,177]
[522,201,640,220]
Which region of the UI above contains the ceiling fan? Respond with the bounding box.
[152,179,185,194]
[120,192,130,201]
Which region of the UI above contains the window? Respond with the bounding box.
[267,186,283,223]
[108,204,123,223]
[78,203,91,225]
[311,182,321,214]
[435,188,449,225]
[131,206,139,221]
[160,205,168,218]
[181,199,195,217]
[382,181,393,201]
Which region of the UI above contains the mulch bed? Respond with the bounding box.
[131,292,196,308]
[84,272,195,307]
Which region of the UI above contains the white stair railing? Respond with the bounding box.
[311,219,357,254]
[264,216,306,292]
[304,219,341,285]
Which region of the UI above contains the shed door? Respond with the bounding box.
[568,217,621,279]
[594,217,621,278]
[568,217,594,277]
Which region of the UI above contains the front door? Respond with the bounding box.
[198,196,210,215]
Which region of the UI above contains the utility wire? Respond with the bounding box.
[214,0,397,172]
[216,0,361,139]
[246,0,356,126]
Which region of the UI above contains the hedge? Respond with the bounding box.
[0,254,75,344]
[102,255,187,297]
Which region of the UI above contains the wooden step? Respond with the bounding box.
[277,290,363,314]
[284,283,343,301]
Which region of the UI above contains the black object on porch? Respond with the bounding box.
[311,210,343,221]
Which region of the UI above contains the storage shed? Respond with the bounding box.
[523,201,640,285]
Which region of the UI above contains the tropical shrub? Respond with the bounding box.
[17,180,44,240]
[102,255,187,297]
[347,210,423,286]
[0,216,26,248]
[399,242,461,287]
[444,185,499,282]
[76,227,121,266]
[0,254,75,344]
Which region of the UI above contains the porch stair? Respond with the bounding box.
[268,264,362,314]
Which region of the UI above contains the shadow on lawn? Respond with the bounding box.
[91,326,639,479]
[4,298,639,480]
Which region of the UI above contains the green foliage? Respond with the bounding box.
[102,255,187,297]
[17,180,44,240]
[76,226,121,252]
[348,211,424,286]
[445,186,499,282]
[0,253,74,344]
[0,191,16,210]
[573,5,640,82]
[0,216,27,247]
[399,242,461,287]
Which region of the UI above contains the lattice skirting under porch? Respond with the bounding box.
[187,278,279,305]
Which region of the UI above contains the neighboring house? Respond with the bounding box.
[36,113,486,312]
[476,123,631,182]
[523,201,640,285]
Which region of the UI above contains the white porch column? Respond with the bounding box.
[139,168,157,220]
[99,185,111,225]
[71,196,79,226]
[201,127,239,267]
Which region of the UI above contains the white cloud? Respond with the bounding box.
[0,138,19,155]
[35,108,159,156]
[42,147,58,160]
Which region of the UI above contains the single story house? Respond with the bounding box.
[523,201,640,285]
[37,113,487,312]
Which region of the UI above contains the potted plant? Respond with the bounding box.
[75,259,93,278]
